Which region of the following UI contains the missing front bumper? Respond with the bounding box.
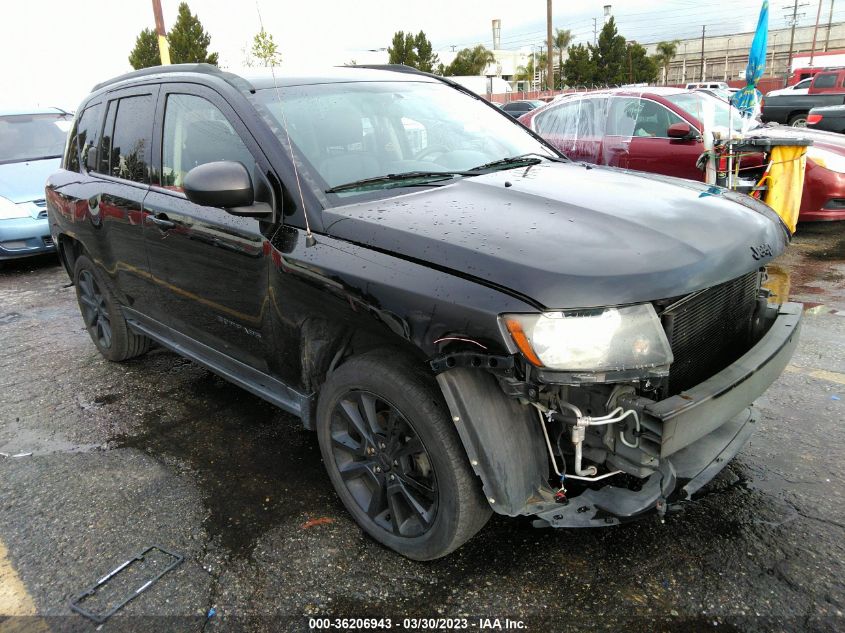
[532,407,757,528]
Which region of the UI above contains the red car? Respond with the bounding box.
[519,87,845,222]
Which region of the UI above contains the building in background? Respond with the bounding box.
[644,22,845,85]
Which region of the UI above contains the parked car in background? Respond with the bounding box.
[762,69,845,127]
[807,104,845,133]
[499,99,545,118]
[519,87,845,221]
[766,77,813,97]
[685,81,729,90]
[47,64,799,559]
[805,68,845,94]
[0,108,71,263]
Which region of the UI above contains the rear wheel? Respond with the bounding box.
[73,255,151,361]
[788,113,808,127]
[316,350,491,560]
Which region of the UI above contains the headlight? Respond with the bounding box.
[501,304,673,372]
[806,146,845,173]
[0,196,30,220]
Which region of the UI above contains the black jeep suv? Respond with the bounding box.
[47,64,801,560]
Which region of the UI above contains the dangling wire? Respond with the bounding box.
[256,0,316,247]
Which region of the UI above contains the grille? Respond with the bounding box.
[661,271,759,395]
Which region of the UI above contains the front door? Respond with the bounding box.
[604,96,704,181]
[142,87,275,371]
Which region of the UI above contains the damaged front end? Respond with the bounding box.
[434,270,802,527]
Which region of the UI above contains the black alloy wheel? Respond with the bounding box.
[77,268,112,350]
[72,254,151,361]
[316,349,491,559]
[329,390,438,537]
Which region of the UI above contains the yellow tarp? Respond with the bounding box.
[762,145,807,234]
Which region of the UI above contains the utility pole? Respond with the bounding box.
[724,37,731,81]
[151,0,171,65]
[824,0,835,51]
[784,0,808,82]
[593,18,598,45]
[547,0,554,91]
[810,0,824,64]
[699,25,706,82]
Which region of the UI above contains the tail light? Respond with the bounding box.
[807,113,823,125]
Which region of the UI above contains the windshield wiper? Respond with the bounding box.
[325,170,473,194]
[468,152,565,173]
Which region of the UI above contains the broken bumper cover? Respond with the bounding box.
[535,301,802,528]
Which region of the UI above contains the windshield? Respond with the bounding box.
[0,113,72,164]
[253,81,557,196]
[665,92,752,134]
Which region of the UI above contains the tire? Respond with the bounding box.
[73,255,151,362]
[316,349,491,560]
[788,114,808,127]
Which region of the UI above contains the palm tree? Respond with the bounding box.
[553,28,573,88]
[655,40,679,85]
[468,45,496,74]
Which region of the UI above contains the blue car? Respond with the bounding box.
[0,108,72,263]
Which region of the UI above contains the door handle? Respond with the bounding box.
[146,214,176,230]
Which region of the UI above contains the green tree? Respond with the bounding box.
[590,17,626,85]
[515,51,548,86]
[128,28,161,70]
[654,40,679,84]
[443,45,495,76]
[626,42,659,83]
[388,31,418,66]
[562,44,595,85]
[251,28,281,67]
[168,2,218,65]
[414,31,439,72]
[553,28,573,88]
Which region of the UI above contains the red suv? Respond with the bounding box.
[520,88,845,222]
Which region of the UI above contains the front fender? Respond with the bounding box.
[436,367,553,515]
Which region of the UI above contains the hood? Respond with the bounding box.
[0,157,61,203]
[323,161,788,309]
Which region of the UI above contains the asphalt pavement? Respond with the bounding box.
[1,223,844,633]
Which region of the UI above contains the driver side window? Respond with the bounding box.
[607,97,685,138]
[161,94,254,191]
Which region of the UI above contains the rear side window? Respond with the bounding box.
[161,93,253,191]
[814,73,837,88]
[66,103,102,172]
[98,94,154,184]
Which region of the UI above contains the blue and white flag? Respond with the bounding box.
[733,0,769,117]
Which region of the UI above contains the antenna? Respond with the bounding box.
[255,1,316,247]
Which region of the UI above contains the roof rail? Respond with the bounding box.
[91,63,223,93]
[346,63,429,76]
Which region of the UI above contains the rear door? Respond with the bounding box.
[89,86,160,306]
[142,84,275,371]
[604,95,704,181]
[531,96,605,164]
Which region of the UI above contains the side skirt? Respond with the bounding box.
[123,308,316,429]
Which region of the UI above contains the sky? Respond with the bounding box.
[2,0,844,111]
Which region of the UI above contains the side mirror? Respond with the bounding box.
[183,161,255,209]
[667,122,697,140]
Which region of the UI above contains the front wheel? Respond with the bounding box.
[316,350,491,560]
